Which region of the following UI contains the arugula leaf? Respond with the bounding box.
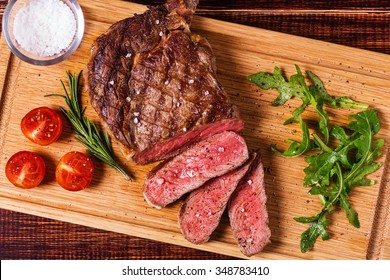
[304,151,335,187]
[348,161,382,188]
[330,126,354,169]
[247,66,304,106]
[313,98,330,144]
[344,110,381,183]
[294,213,322,223]
[307,70,369,110]
[340,193,360,228]
[271,117,313,157]
[298,212,329,253]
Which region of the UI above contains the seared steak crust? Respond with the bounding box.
[85,0,238,163]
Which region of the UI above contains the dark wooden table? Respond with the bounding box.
[1,0,389,259]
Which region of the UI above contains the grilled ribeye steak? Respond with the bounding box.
[85,0,241,164]
[144,131,249,208]
[179,153,255,244]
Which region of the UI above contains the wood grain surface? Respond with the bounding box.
[0,0,389,260]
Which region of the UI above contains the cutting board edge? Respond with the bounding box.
[0,194,303,260]
[0,38,12,102]
[0,36,17,167]
[367,145,390,259]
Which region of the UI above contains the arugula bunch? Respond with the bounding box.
[248,65,384,252]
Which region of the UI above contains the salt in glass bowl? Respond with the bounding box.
[2,0,85,66]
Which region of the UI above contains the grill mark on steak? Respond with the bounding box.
[85,0,240,164]
[143,131,249,209]
[179,153,256,244]
[228,153,271,257]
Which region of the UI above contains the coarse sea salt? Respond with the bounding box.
[13,0,77,57]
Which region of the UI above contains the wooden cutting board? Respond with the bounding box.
[0,0,389,260]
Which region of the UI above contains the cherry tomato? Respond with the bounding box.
[55,151,94,191]
[21,106,63,146]
[5,151,46,189]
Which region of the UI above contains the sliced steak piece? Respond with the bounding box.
[134,118,244,165]
[228,153,271,257]
[179,153,255,244]
[84,0,240,164]
[143,131,249,208]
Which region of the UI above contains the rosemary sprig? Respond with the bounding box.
[47,71,132,180]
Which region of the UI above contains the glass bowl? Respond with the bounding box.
[2,0,84,66]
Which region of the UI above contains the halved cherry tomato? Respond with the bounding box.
[5,151,46,189]
[21,106,63,146]
[55,151,94,191]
